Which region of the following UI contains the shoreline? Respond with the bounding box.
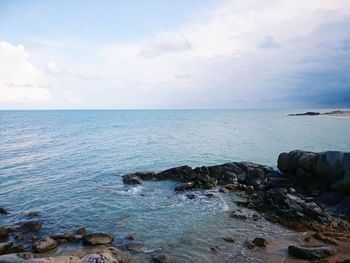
[288,110,350,117]
[1,150,350,262]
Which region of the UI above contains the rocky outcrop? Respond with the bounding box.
[83,233,114,245]
[152,252,173,263]
[12,221,42,233]
[123,162,273,190]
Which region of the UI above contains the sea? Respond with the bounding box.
[1,109,350,262]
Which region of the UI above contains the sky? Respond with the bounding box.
[0,0,350,109]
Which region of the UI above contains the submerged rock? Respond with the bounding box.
[222,236,238,243]
[0,207,9,215]
[33,236,58,253]
[14,221,42,232]
[76,226,87,235]
[83,233,114,245]
[152,252,173,263]
[288,245,337,259]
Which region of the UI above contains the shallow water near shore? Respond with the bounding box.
[1,109,350,262]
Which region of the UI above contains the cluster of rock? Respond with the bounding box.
[123,149,350,261]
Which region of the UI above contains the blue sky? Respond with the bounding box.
[0,0,350,109]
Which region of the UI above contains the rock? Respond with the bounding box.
[186,194,197,200]
[51,233,77,244]
[244,241,255,249]
[76,226,87,235]
[288,245,337,259]
[125,234,137,241]
[16,221,42,232]
[210,245,221,254]
[122,174,144,184]
[153,252,173,263]
[224,184,237,191]
[238,173,247,183]
[288,112,320,116]
[222,236,237,243]
[126,241,144,253]
[0,227,9,241]
[0,207,9,215]
[252,237,267,247]
[0,242,12,255]
[175,182,194,192]
[83,233,114,245]
[33,236,58,253]
[312,232,338,246]
[245,186,254,195]
[219,187,231,194]
[205,193,215,198]
[27,211,40,217]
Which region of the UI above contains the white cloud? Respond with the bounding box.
[0,41,51,103]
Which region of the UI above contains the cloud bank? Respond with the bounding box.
[1,0,350,109]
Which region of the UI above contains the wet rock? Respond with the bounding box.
[3,244,26,254]
[76,226,87,235]
[210,245,221,255]
[222,236,238,243]
[125,234,137,241]
[27,211,40,217]
[123,174,144,184]
[288,245,337,259]
[245,186,254,195]
[238,173,247,183]
[205,193,215,198]
[51,233,77,244]
[0,227,9,241]
[244,241,255,249]
[224,184,237,191]
[175,182,194,192]
[312,232,339,246]
[0,242,12,255]
[83,233,114,245]
[15,221,42,232]
[219,187,231,194]
[153,252,173,263]
[252,237,267,247]
[33,236,58,253]
[126,241,144,253]
[0,207,9,215]
[186,193,197,200]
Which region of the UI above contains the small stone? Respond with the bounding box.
[222,236,238,243]
[224,184,237,191]
[288,245,337,259]
[82,233,114,245]
[253,237,268,247]
[33,236,58,253]
[152,252,173,263]
[76,227,87,235]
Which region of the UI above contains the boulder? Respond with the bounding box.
[252,237,267,247]
[288,245,337,259]
[33,236,58,253]
[122,174,144,184]
[76,226,87,235]
[152,252,173,263]
[83,233,114,245]
[15,221,42,232]
[0,227,9,241]
[175,182,194,192]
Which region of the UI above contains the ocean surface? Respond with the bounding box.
[1,109,350,262]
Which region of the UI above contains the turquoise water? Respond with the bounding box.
[1,110,350,262]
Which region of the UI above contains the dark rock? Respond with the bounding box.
[27,211,40,217]
[15,221,41,232]
[123,174,144,184]
[312,232,338,246]
[222,236,237,243]
[76,226,87,235]
[0,208,9,215]
[238,173,247,183]
[157,166,192,181]
[186,194,197,200]
[51,233,77,244]
[205,193,215,198]
[33,236,58,253]
[288,112,320,116]
[0,227,9,241]
[125,234,137,241]
[126,241,144,253]
[245,186,254,195]
[175,182,194,192]
[82,233,114,245]
[244,241,255,249]
[224,184,237,191]
[252,237,267,247]
[0,242,12,255]
[288,245,337,259]
[153,252,173,263]
[210,245,221,254]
